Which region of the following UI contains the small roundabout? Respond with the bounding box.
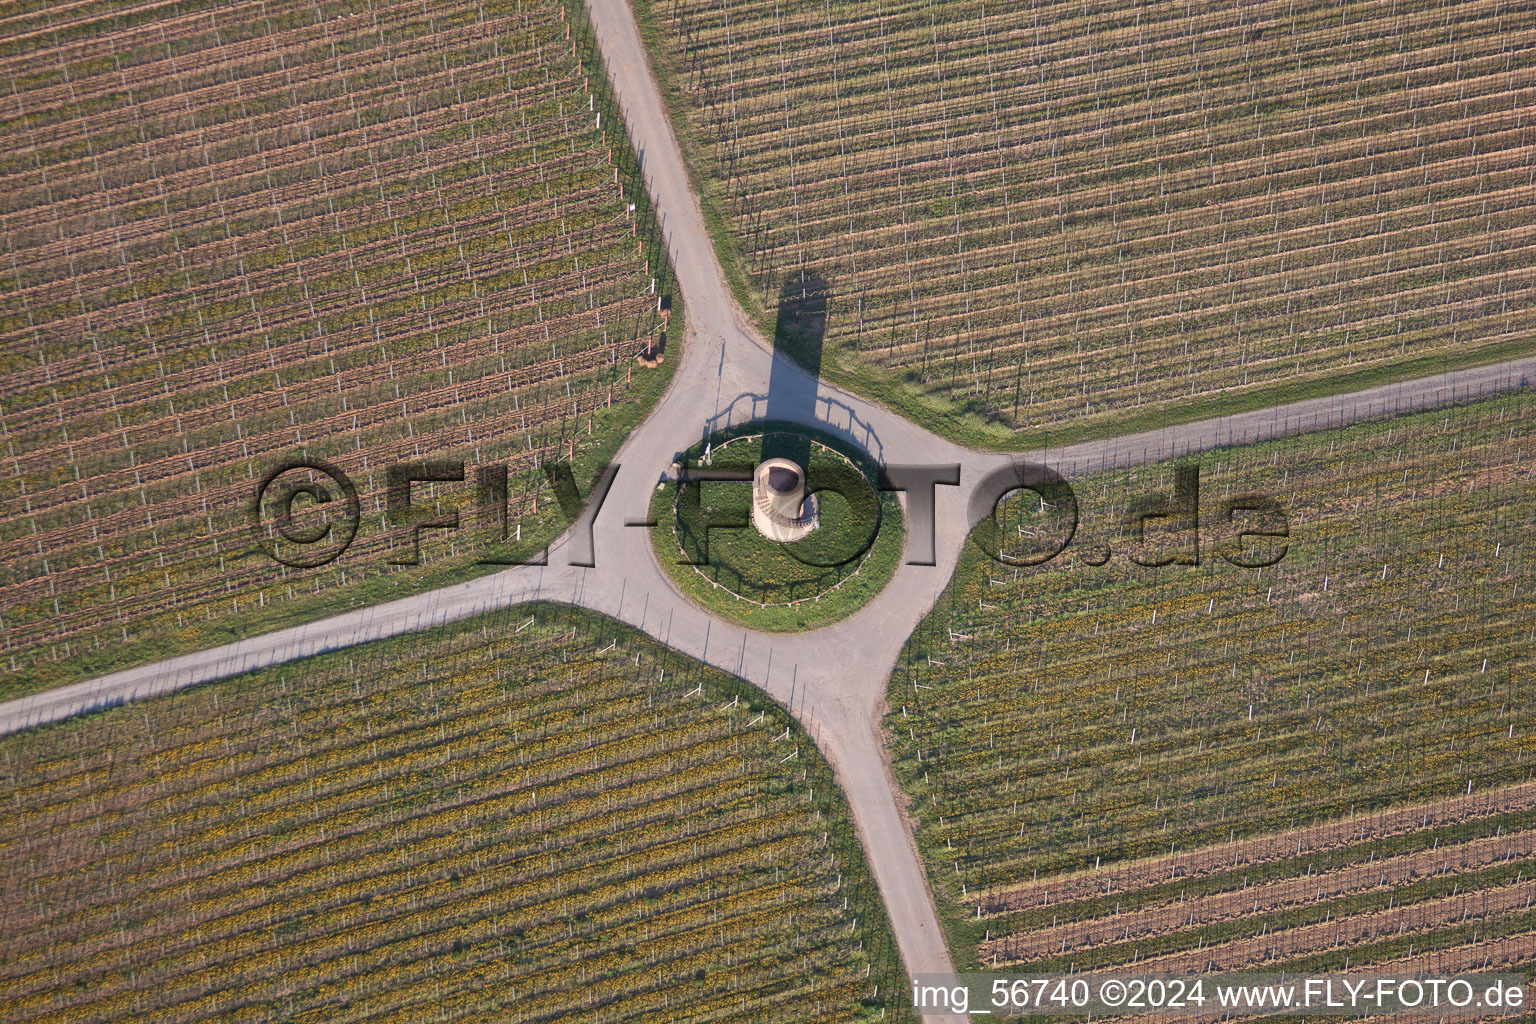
[648,423,905,631]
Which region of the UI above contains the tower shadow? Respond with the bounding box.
[762,268,830,468]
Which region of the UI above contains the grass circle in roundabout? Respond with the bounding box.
[649,423,905,631]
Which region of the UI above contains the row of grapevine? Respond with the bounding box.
[647,0,1536,443]
[0,603,911,1023]
[885,390,1534,974]
[0,0,681,695]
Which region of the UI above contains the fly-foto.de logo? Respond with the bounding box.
[247,458,615,569]
[967,463,1290,570]
[247,458,1288,570]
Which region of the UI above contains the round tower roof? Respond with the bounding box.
[765,464,801,493]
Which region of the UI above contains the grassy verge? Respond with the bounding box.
[1006,335,1536,455]
[629,0,769,339]
[648,423,905,632]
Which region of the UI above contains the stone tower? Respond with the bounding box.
[751,458,819,542]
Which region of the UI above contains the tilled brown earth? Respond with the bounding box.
[985,827,1536,961]
[973,783,1535,1021]
[975,783,1536,914]
[1137,877,1536,973]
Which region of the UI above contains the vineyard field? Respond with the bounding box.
[636,0,1536,447]
[885,391,1535,977]
[0,0,680,696]
[0,603,911,1023]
